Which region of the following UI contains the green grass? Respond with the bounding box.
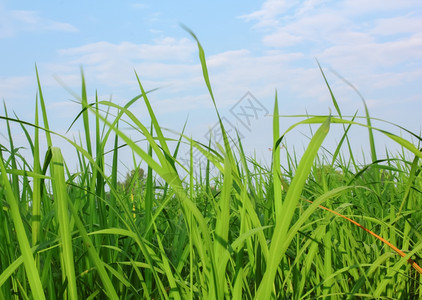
[1,33,421,299]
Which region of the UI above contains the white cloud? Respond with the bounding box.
[152,94,213,114]
[131,3,148,9]
[370,15,422,36]
[325,31,373,46]
[45,38,199,99]
[242,0,422,83]
[341,0,422,16]
[262,30,303,47]
[239,0,298,28]
[243,0,422,48]
[0,76,34,101]
[295,0,332,16]
[11,10,78,32]
[207,50,250,67]
[0,9,77,38]
[258,12,353,48]
[59,37,196,64]
[319,34,422,72]
[35,36,316,123]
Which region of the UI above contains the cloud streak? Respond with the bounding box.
[0,9,77,38]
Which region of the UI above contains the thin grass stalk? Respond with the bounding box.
[31,96,42,251]
[2,104,20,199]
[144,123,154,293]
[35,66,52,148]
[272,93,283,221]
[108,124,119,230]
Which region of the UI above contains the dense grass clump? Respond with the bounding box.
[1,32,421,299]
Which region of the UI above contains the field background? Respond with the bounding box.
[1,34,421,299]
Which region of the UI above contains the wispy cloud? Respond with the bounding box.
[30,35,312,122]
[238,0,422,113]
[49,37,198,92]
[0,76,34,100]
[59,37,195,63]
[131,3,148,9]
[0,9,77,38]
[370,15,422,36]
[341,0,421,15]
[239,0,296,28]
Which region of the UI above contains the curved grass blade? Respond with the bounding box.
[330,69,377,163]
[256,116,331,299]
[277,116,422,160]
[182,25,236,170]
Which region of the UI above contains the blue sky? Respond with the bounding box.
[1,0,422,171]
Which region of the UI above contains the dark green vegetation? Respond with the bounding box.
[0,32,421,299]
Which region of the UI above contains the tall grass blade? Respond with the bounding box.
[0,152,46,300]
[49,147,78,299]
[80,69,93,157]
[31,97,42,251]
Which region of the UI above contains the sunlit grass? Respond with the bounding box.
[0,32,421,299]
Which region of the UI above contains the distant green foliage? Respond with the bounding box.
[119,168,145,194]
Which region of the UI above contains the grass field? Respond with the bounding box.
[1,32,421,299]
